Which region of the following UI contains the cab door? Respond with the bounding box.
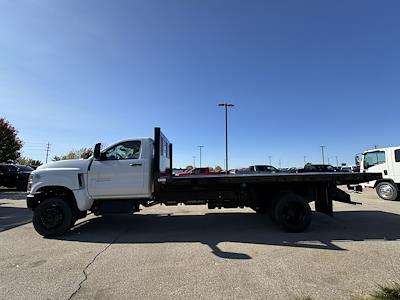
[393,148,400,183]
[88,141,146,198]
[363,150,388,187]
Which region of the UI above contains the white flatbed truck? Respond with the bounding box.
[27,128,381,237]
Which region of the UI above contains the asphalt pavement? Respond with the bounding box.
[0,188,399,299]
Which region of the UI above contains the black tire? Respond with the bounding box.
[33,197,73,237]
[274,193,311,233]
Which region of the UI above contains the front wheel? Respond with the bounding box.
[274,193,311,233]
[33,198,73,237]
[376,182,398,201]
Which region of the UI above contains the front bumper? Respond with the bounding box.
[26,193,43,210]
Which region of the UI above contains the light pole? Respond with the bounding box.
[335,156,339,167]
[303,156,307,165]
[268,156,272,165]
[198,146,204,167]
[218,103,234,174]
[193,156,196,167]
[320,146,326,164]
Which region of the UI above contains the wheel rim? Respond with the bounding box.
[281,202,305,226]
[378,184,394,199]
[40,205,64,229]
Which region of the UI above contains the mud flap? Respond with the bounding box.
[314,185,333,216]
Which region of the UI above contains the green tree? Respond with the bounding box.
[0,118,23,162]
[214,165,223,172]
[52,148,93,161]
[16,157,43,167]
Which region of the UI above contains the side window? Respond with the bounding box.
[364,151,385,168]
[192,169,201,175]
[199,168,208,174]
[6,166,17,173]
[103,141,141,160]
[395,149,400,163]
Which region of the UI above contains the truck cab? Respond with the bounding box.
[360,146,400,201]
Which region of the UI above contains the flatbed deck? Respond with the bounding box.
[161,172,378,186]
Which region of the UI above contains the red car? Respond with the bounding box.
[176,167,223,176]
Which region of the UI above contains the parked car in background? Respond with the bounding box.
[298,164,337,173]
[229,165,280,175]
[0,164,34,190]
[248,165,280,173]
[175,167,223,176]
[340,165,360,173]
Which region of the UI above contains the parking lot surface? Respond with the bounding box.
[1,188,399,299]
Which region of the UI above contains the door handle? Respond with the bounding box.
[130,163,142,167]
[384,170,388,175]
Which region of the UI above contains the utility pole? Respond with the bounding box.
[192,156,196,167]
[320,146,326,165]
[303,156,307,165]
[268,156,272,165]
[198,146,204,167]
[218,103,234,174]
[45,142,50,163]
[335,156,339,167]
[279,159,281,168]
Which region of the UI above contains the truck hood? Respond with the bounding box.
[36,159,92,172]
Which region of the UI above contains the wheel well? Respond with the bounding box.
[34,186,79,214]
[374,179,396,189]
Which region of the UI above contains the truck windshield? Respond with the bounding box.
[364,151,385,168]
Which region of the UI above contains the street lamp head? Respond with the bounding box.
[218,103,234,107]
[218,103,225,107]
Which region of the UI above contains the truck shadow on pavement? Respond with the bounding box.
[55,210,400,259]
[0,204,32,233]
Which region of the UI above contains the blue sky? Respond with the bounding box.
[1,0,399,168]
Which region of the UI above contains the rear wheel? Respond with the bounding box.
[33,197,73,237]
[274,193,311,232]
[376,182,398,201]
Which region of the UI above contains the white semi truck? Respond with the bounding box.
[359,146,400,201]
[27,128,381,237]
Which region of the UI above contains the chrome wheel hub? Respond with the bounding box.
[379,184,394,199]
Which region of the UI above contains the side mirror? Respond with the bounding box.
[94,143,101,160]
